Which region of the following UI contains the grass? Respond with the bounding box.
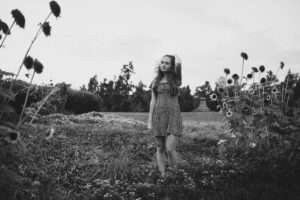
[108,111,224,124]
[2,111,300,200]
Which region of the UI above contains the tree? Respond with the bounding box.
[178,85,194,112]
[194,81,212,98]
[130,81,149,112]
[88,75,99,94]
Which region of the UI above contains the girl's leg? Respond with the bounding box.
[156,136,167,176]
[166,134,178,170]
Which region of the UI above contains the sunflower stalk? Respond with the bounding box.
[9,12,52,91]
[0,20,15,49]
[282,70,290,103]
[240,59,245,85]
[17,71,36,127]
[29,87,60,124]
[225,74,229,98]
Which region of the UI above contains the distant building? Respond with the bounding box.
[217,76,226,87]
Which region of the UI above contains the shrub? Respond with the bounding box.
[65,89,102,114]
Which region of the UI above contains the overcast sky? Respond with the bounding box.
[1,0,299,92]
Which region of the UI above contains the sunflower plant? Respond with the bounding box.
[209,52,300,148]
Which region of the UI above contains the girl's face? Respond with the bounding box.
[159,56,172,72]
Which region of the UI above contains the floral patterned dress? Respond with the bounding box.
[151,81,183,137]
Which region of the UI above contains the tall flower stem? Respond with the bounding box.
[225,75,229,98]
[282,71,290,103]
[9,12,52,91]
[17,71,36,127]
[29,87,59,124]
[0,20,16,48]
[240,59,244,85]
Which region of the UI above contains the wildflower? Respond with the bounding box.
[249,142,256,148]
[280,61,284,69]
[226,110,232,117]
[252,67,258,73]
[210,93,217,101]
[227,78,233,85]
[23,56,33,70]
[224,68,230,75]
[50,1,61,18]
[42,22,51,37]
[232,74,239,80]
[45,127,55,140]
[32,180,41,186]
[240,52,248,60]
[266,95,271,101]
[217,139,227,145]
[259,65,265,73]
[11,9,25,28]
[6,130,20,144]
[247,73,253,79]
[0,19,10,34]
[33,59,44,74]
[260,77,266,84]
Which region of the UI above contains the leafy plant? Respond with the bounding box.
[210,52,300,149]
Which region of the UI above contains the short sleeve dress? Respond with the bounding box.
[150,80,183,137]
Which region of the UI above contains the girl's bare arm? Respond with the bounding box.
[148,90,156,129]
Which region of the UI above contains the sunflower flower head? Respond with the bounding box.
[272,87,277,94]
[226,110,232,118]
[23,56,33,70]
[210,93,217,101]
[232,74,239,81]
[280,61,284,69]
[241,52,248,60]
[33,59,44,74]
[6,130,20,144]
[252,67,258,73]
[50,1,61,18]
[0,19,10,35]
[260,77,266,84]
[42,22,51,37]
[11,9,25,28]
[266,95,271,101]
[224,68,230,75]
[227,78,233,85]
[247,73,253,79]
[218,87,225,94]
[259,65,265,73]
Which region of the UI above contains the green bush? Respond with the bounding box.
[65,89,103,114]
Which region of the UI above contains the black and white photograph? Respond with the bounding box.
[0,0,300,199]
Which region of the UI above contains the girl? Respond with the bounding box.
[148,54,183,177]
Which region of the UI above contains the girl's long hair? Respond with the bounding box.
[152,55,181,97]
